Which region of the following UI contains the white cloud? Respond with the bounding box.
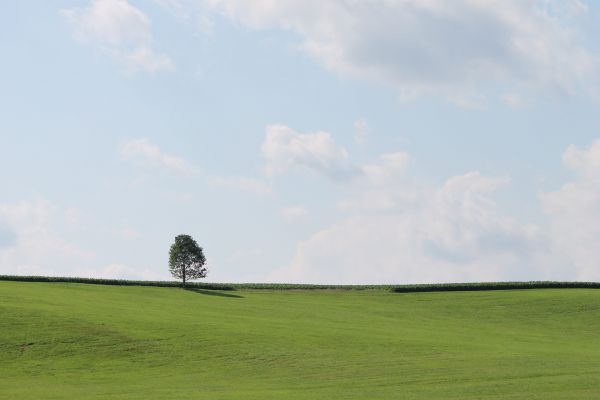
[280,206,308,222]
[361,152,411,185]
[339,152,415,213]
[61,0,173,73]
[262,124,357,180]
[121,46,173,73]
[209,176,272,196]
[206,0,600,104]
[541,139,600,281]
[73,263,165,280]
[271,170,539,284]
[120,138,195,174]
[0,200,92,276]
[561,140,600,179]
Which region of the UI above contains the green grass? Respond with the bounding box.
[1,281,600,399]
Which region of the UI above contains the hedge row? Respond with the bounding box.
[0,275,237,290]
[0,275,395,290]
[2,275,600,292]
[390,281,600,293]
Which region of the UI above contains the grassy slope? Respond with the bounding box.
[1,282,599,399]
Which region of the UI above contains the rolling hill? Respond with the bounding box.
[1,280,599,399]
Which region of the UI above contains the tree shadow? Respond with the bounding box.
[184,288,244,298]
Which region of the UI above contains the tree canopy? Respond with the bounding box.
[168,234,207,287]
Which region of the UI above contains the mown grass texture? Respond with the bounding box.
[1,281,600,399]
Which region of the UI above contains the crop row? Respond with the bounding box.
[0,275,394,290]
[390,281,600,292]
[1,275,600,292]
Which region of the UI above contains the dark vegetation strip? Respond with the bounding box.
[390,281,600,292]
[0,275,391,290]
[1,275,600,292]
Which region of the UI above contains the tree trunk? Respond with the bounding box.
[182,268,186,288]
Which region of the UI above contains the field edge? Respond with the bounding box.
[1,275,600,292]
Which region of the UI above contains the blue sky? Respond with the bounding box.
[2,0,600,283]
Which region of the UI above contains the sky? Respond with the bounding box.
[1,0,600,284]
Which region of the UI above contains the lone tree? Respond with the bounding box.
[169,234,207,287]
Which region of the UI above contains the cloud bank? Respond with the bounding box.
[206,0,599,104]
[265,125,600,284]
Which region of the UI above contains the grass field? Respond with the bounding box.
[1,281,600,399]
